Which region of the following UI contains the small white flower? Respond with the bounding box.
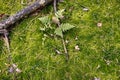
[75,45,80,51]
[106,60,111,65]
[94,77,100,80]
[83,8,89,11]
[65,40,69,44]
[9,67,14,73]
[55,49,61,54]
[75,37,78,40]
[16,68,21,73]
[104,59,111,65]
[97,22,102,27]
[50,34,54,37]
[12,64,17,68]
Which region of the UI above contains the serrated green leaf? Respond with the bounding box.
[54,27,63,38]
[38,16,52,30]
[38,16,50,25]
[55,9,65,18]
[60,23,75,32]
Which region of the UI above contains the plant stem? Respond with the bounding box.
[53,0,69,61]
[62,37,69,61]
[53,0,57,13]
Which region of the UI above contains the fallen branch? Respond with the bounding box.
[0,0,53,33]
[0,0,53,77]
[0,0,53,70]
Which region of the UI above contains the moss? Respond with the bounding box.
[0,0,120,80]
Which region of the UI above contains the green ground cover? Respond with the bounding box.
[0,0,120,80]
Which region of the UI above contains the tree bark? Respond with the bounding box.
[0,0,53,30]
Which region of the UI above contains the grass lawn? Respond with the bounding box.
[0,0,120,80]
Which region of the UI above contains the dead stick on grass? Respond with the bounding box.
[0,0,53,76]
[0,0,53,63]
[3,31,12,63]
[0,0,53,33]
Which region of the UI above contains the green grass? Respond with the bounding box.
[0,0,120,80]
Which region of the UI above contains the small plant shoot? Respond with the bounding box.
[39,9,75,60]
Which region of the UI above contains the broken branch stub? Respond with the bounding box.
[0,0,53,31]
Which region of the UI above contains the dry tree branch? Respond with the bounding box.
[0,0,53,72]
[0,0,53,33]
